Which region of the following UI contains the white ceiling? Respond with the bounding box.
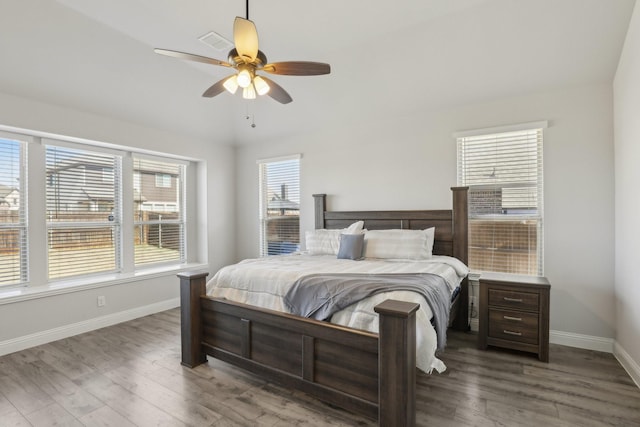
[0,0,635,145]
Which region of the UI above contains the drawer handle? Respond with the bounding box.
[503,329,522,336]
[503,297,523,303]
[503,315,522,322]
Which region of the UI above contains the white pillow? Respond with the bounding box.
[306,221,364,255]
[363,227,435,260]
[345,220,364,234]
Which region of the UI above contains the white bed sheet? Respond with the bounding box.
[206,254,468,373]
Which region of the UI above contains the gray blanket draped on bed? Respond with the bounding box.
[283,273,451,351]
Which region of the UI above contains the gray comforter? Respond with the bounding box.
[283,273,451,351]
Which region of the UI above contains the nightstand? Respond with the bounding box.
[478,272,550,362]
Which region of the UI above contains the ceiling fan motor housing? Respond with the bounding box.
[227,48,267,67]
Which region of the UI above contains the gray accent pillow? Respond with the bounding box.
[337,233,364,260]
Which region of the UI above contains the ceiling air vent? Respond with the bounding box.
[198,31,233,52]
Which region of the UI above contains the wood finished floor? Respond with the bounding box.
[0,309,638,426]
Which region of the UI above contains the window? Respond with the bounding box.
[0,136,27,287]
[155,173,171,188]
[46,144,121,280]
[0,123,195,290]
[258,155,301,256]
[133,157,185,266]
[456,122,545,275]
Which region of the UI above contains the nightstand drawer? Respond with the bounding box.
[489,288,539,311]
[488,309,538,345]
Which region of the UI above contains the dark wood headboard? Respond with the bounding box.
[312,187,469,331]
[312,187,469,265]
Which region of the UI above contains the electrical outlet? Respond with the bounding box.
[97,296,106,307]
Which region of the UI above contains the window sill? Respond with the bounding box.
[0,262,209,306]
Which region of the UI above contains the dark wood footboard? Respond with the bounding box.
[178,271,419,425]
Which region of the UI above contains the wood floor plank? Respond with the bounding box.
[420,368,562,418]
[0,408,33,426]
[77,373,189,427]
[0,388,18,416]
[78,405,138,427]
[28,342,97,382]
[555,402,639,427]
[431,352,640,423]
[129,361,275,425]
[235,384,367,426]
[1,308,638,426]
[23,402,84,427]
[6,357,104,418]
[0,371,56,415]
[485,400,577,427]
[103,364,224,426]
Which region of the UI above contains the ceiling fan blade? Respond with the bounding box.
[261,61,330,76]
[154,49,232,67]
[202,78,228,98]
[259,76,292,104]
[234,17,259,62]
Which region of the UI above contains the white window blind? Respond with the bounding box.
[258,156,300,256]
[0,137,27,287]
[133,157,185,266]
[457,125,544,275]
[46,144,121,280]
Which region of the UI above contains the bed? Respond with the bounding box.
[178,186,469,426]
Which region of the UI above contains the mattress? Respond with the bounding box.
[206,253,468,373]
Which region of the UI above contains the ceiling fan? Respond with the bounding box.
[154,1,330,104]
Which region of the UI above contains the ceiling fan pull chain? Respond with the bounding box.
[244,102,256,127]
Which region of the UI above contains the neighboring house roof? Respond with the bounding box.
[81,188,114,202]
[268,190,299,211]
[47,154,156,207]
[0,184,18,207]
[268,198,299,211]
[0,184,15,199]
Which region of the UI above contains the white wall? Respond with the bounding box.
[0,91,236,348]
[236,83,616,342]
[614,2,640,379]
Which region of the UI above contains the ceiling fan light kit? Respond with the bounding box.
[236,67,253,88]
[223,75,239,94]
[253,76,270,95]
[243,84,256,100]
[154,0,330,104]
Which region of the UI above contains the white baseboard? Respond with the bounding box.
[465,322,613,353]
[550,329,614,353]
[0,298,180,357]
[613,342,640,389]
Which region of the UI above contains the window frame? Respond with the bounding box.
[257,154,301,257]
[455,121,546,276]
[0,132,29,287]
[133,155,187,268]
[44,141,123,281]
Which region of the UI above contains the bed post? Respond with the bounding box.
[374,300,419,427]
[451,186,469,331]
[312,193,326,229]
[177,271,209,368]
